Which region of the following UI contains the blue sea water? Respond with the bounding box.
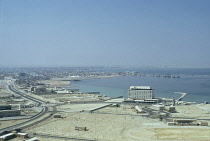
[70,68,210,103]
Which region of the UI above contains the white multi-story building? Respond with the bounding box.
[128,86,154,100]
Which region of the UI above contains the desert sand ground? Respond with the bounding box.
[41,93,104,103]
[0,80,12,97]
[24,103,210,141]
[41,79,71,87]
[170,104,210,119]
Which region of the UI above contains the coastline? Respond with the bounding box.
[41,74,123,87]
[40,71,210,103]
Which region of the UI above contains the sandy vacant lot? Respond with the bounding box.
[25,103,210,141]
[170,105,210,119]
[57,103,111,112]
[42,93,102,103]
[41,79,70,87]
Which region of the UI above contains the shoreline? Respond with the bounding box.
[41,74,210,103]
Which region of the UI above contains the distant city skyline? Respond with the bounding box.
[0,0,210,68]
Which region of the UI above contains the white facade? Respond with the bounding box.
[128,86,154,100]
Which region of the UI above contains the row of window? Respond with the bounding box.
[132,96,151,99]
[129,90,153,95]
[130,92,152,96]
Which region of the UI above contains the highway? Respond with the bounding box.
[0,84,49,133]
[8,85,45,106]
[0,107,48,132]
[1,84,101,141]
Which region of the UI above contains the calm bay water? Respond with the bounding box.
[71,68,210,103]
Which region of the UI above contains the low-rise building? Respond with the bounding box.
[0,105,11,110]
[53,114,62,118]
[0,110,21,118]
[31,87,47,94]
[25,137,39,141]
[55,88,79,94]
[165,106,176,112]
[167,119,202,126]
[16,133,28,139]
[152,105,165,111]
[0,133,16,141]
[200,121,208,126]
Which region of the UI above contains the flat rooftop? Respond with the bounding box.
[129,86,152,90]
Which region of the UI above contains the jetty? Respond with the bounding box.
[175,92,187,101]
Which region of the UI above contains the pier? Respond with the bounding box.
[175,92,187,101]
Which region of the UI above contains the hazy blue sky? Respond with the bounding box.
[0,0,210,67]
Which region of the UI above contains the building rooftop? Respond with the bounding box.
[129,86,152,90]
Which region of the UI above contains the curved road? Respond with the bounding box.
[0,84,49,133]
[1,84,99,141]
[8,85,45,106]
